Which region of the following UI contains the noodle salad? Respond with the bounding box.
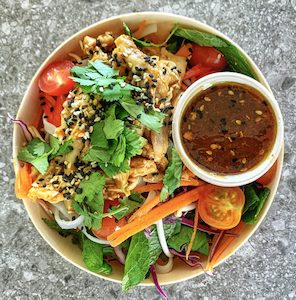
[14,21,276,298]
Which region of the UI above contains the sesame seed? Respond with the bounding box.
[255,110,263,115]
[228,90,234,95]
[206,150,212,155]
[235,120,242,125]
[204,96,211,102]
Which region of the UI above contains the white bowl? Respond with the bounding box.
[173,72,284,187]
[12,12,284,286]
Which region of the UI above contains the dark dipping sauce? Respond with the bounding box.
[181,83,276,174]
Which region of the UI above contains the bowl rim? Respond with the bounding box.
[12,11,284,286]
[172,72,284,187]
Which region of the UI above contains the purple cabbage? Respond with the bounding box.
[8,113,33,142]
[150,265,169,300]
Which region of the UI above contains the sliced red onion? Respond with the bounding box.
[81,227,110,245]
[43,113,57,135]
[37,199,53,218]
[209,230,225,261]
[114,246,126,264]
[181,217,238,237]
[162,214,178,225]
[156,219,173,258]
[150,265,169,300]
[170,249,201,267]
[8,113,33,142]
[54,208,84,229]
[155,257,173,274]
[144,226,152,239]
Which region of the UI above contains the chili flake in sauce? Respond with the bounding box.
[181,83,276,174]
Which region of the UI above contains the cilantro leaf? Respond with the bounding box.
[99,160,130,177]
[90,122,109,149]
[103,116,124,139]
[49,135,73,159]
[83,146,112,163]
[17,138,52,174]
[111,135,126,167]
[167,225,209,255]
[119,97,165,132]
[73,172,106,229]
[90,60,119,77]
[160,146,183,201]
[108,192,144,220]
[124,127,147,159]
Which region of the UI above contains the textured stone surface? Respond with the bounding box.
[1,1,296,299]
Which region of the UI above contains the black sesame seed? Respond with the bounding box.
[76,188,83,194]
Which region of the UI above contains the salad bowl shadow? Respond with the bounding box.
[13,12,284,286]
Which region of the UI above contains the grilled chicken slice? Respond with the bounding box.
[129,157,158,177]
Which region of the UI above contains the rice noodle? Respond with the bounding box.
[54,208,84,229]
[155,256,173,274]
[175,203,195,217]
[43,114,57,135]
[28,125,46,141]
[156,219,173,258]
[81,227,110,245]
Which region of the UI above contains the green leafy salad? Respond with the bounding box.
[14,21,274,299]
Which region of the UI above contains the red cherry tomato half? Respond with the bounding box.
[38,60,75,96]
[92,217,127,239]
[189,44,227,71]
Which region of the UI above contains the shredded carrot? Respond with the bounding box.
[15,162,33,199]
[133,183,163,193]
[128,193,160,223]
[176,44,192,57]
[133,20,147,39]
[133,179,201,194]
[207,222,244,271]
[107,186,205,247]
[185,203,199,260]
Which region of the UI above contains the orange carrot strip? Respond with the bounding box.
[208,222,244,271]
[133,183,163,193]
[176,44,192,57]
[133,179,201,194]
[128,193,160,223]
[185,203,199,259]
[107,187,204,247]
[15,162,33,199]
[133,20,147,39]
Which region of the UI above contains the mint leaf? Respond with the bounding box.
[160,146,183,201]
[82,238,112,274]
[108,192,144,220]
[42,218,75,237]
[148,220,181,264]
[167,225,209,255]
[122,231,151,291]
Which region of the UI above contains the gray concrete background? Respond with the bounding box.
[1,0,295,299]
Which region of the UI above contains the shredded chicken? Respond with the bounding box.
[151,126,169,163]
[129,157,158,177]
[113,34,182,108]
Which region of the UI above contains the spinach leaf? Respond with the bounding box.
[122,231,151,291]
[216,44,257,78]
[167,225,209,255]
[160,146,183,201]
[242,185,270,224]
